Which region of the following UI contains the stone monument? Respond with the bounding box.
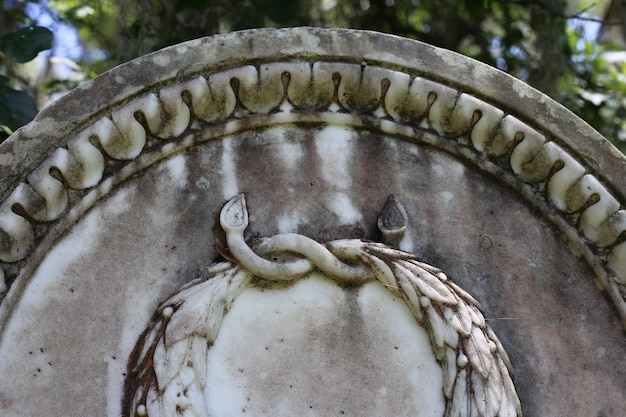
[0,28,623,416]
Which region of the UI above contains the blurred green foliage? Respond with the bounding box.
[2,0,626,152]
[0,25,53,63]
[561,22,626,152]
[0,23,52,134]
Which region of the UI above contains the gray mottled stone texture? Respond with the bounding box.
[0,28,624,416]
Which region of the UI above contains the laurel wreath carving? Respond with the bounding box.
[124,195,522,417]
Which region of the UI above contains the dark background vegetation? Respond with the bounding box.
[2,0,626,151]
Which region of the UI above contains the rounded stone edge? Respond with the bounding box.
[2,28,624,196]
[0,28,625,330]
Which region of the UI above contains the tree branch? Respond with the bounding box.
[494,0,622,25]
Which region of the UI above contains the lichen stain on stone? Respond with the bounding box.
[220,137,240,200]
[174,45,188,55]
[329,192,363,225]
[313,126,365,225]
[277,211,305,234]
[195,176,210,189]
[158,154,188,189]
[440,191,455,202]
[152,54,172,67]
[277,128,305,173]
[315,126,355,189]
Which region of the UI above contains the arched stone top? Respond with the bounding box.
[4,28,625,194]
[0,27,625,331]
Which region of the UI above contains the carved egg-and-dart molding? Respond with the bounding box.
[1,53,625,327]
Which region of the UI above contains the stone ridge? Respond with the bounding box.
[0,60,625,328]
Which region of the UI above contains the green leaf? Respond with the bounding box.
[0,26,53,63]
[0,76,38,131]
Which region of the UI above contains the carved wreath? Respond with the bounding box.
[124,195,522,417]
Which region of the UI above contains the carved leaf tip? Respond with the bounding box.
[220,194,248,233]
[378,195,408,231]
[378,194,408,247]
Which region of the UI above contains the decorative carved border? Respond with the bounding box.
[0,31,625,330]
[124,195,521,417]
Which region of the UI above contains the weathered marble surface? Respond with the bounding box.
[0,28,624,416]
[206,274,444,416]
[117,194,519,416]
